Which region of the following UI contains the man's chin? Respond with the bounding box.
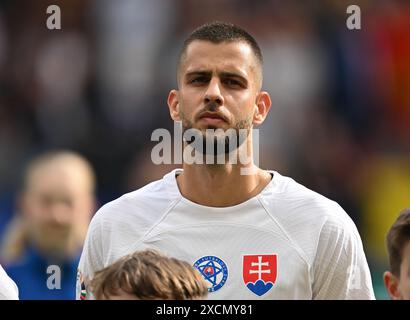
[37,228,71,243]
[182,124,249,155]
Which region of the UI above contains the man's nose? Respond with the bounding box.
[48,201,71,225]
[204,77,224,106]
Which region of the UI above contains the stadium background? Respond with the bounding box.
[0,0,409,299]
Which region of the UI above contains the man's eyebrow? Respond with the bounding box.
[184,70,211,77]
[184,70,248,81]
[219,71,248,82]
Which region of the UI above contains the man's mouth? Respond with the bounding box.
[199,112,227,125]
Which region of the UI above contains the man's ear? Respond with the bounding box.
[168,90,181,121]
[384,271,402,300]
[253,91,272,126]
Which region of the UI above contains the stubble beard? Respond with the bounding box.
[180,110,252,157]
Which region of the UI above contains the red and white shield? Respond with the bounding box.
[243,254,277,296]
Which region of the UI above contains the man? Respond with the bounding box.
[384,208,410,300]
[89,249,208,300]
[77,22,374,299]
[2,151,96,299]
[0,265,19,300]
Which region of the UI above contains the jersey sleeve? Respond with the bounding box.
[312,204,375,300]
[0,265,19,300]
[76,212,105,300]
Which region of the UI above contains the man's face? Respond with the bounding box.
[169,40,269,154]
[21,162,94,254]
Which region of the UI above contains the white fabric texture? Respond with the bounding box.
[77,169,375,300]
[0,265,19,300]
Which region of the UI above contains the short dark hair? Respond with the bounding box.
[386,208,410,276]
[178,21,263,82]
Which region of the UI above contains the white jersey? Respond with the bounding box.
[77,169,375,300]
[0,265,19,300]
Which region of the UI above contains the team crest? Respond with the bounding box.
[243,254,277,296]
[194,255,228,292]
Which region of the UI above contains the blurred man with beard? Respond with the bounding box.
[2,151,96,299]
[77,22,374,299]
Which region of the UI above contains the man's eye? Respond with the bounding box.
[190,76,208,84]
[224,79,242,87]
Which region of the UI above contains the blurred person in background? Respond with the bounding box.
[1,151,96,299]
[0,264,18,300]
[384,208,410,300]
[89,249,208,300]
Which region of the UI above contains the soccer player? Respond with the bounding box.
[0,265,19,300]
[77,22,375,299]
[383,208,410,300]
[88,249,208,300]
[2,151,96,299]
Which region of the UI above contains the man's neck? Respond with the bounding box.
[177,163,272,207]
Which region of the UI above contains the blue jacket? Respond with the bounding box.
[5,246,81,300]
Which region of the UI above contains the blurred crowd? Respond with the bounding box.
[0,0,409,299]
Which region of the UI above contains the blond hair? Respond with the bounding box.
[90,249,208,300]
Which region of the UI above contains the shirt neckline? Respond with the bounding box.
[164,168,278,211]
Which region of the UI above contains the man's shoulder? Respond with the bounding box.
[92,170,180,226]
[263,171,361,265]
[265,171,352,225]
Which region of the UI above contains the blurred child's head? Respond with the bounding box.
[90,249,208,300]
